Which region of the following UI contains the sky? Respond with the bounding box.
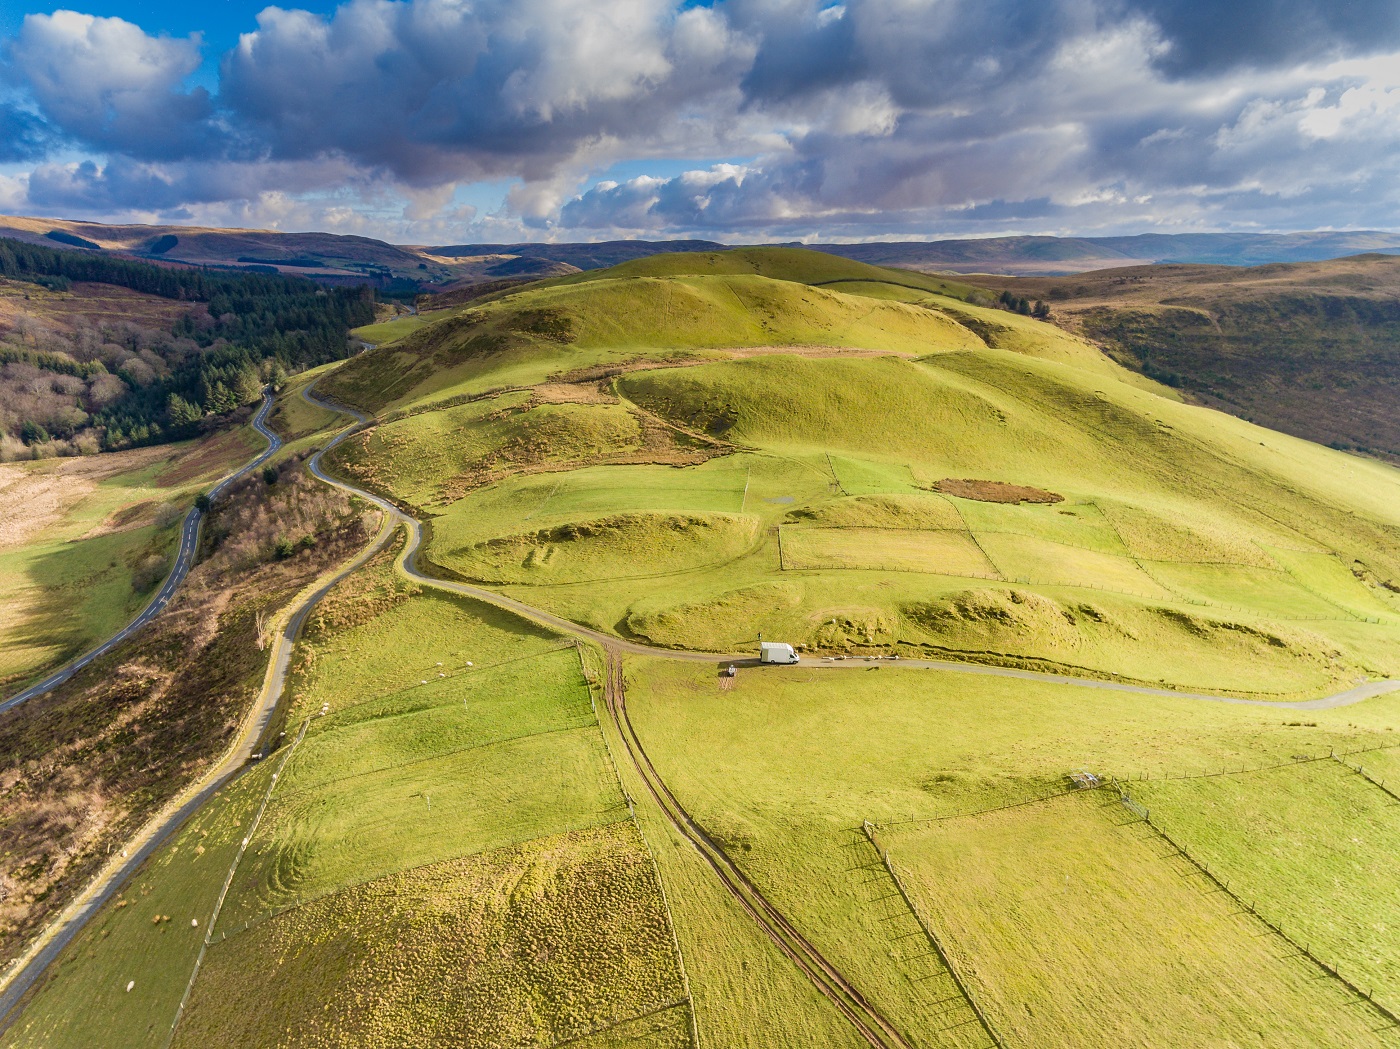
[2,0,1399,244]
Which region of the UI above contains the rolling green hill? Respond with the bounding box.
[323,247,1400,700]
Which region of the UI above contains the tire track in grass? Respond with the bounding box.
[600,650,912,1049]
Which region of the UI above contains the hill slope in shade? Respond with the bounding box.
[967,254,1400,461]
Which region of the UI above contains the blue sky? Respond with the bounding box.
[2,0,1400,243]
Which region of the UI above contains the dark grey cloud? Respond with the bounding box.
[1132,0,1400,75]
[0,103,50,161]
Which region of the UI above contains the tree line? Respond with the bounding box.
[0,237,375,451]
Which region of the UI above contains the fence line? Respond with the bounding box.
[1333,754,1400,806]
[163,714,314,1047]
[860,822,1003,1049]
[1117,740,1400,785]
[881,784,1092,830]
[1112,780,1400,1027]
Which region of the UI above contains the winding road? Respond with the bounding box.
[0,394,398,1027]
[4,378,1399,1034]
[0,394,282,716]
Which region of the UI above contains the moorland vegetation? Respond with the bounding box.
[970,254,1400,461]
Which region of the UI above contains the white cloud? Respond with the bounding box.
[2,0,1400,239]
[8,11,213,158]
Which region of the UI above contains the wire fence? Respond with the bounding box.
[860,821,1003,1049]
[1112,779,1400,1027]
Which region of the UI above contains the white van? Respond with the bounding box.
[759,642,800,665]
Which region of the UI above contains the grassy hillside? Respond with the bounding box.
[317,251,1400,698]
[971,254,1400,461]
[17,244,1400,1047]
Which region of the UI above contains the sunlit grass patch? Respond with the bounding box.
[976,531,1173,598]
[1132,757,1400,1005]
[780,526,998,577]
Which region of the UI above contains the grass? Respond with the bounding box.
[0,425,261,690]
[977,253,1400,458]
[1143,560,1351,618]
[976,531,1171,596]
[0,766,275,1049]
[265,364,346,463]
[883,790,1397,1047]
[220,552,628,928]
[621,656,1400,1047]
[350,313,430,347]
[779,525,997,577]
[173,822,685,1049]
[1130,758,1400,1006]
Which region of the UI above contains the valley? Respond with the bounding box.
[5,246,1400,1048]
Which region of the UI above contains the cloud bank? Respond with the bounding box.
[2,0,1399,239]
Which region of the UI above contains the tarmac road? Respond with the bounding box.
[0,393,283,716]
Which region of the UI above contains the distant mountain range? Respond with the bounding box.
[4,213,1400,282]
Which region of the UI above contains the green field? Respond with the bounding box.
[0,425,261,690]
[883,791,1396,1047]
[1129,757,1400,1007]
[174,822,683,1049]
[619,655,1400,1047]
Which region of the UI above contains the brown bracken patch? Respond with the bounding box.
[934,478,1064,504]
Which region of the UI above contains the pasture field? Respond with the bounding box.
[174,823,684,1049]
[350,313,429,347]
[974,531,1171,597]
[1129,757,1400,1006]
[882,791,1397,1048]
[0,425,261,690]
[0,766,275,1049]
[620,656,1400,1046]
[218,547,629,929]
[779,525,997,576]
